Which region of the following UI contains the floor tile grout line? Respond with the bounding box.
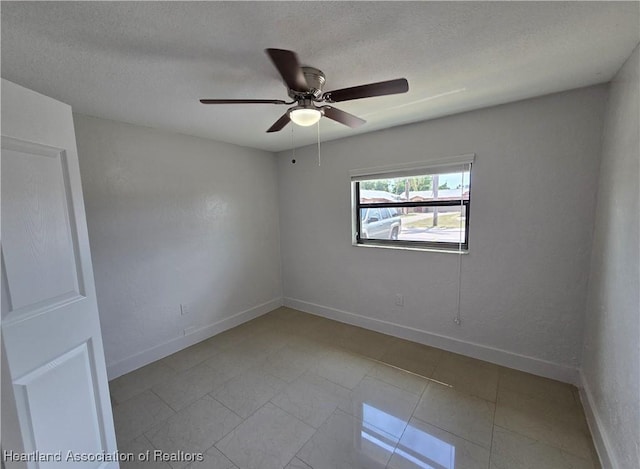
[362,355,454,391]
[160,340,224,371]
[363,369,430,398]
[207,385,269,421]
[141,391,242,464]
[269,370,416,448]
[149,384,187,414]
[487,395,499,467]
[134,388,178,440]
[306,354,369,391]
[212,440,240,469]
[212,396,319,469]
[487,368,508,466]
[408,392,494,452]
[206,397,264,467]
[109,376,170,407]
[280,412,321,469]
[267,395,329,430]
[293,407,370,469]
[206,393,245,421]
[495,388,596,431]
[411,417,492,452]
[491,422,596,462]
[312,340,447,394]
[391,373,429,451]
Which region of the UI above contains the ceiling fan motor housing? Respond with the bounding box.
[289,66,326,100]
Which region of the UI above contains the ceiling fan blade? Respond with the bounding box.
[324,78,409,103]
[266,113,291,133]
[265,48,309,92]
[200,99,288,104]
[322,106,366,128]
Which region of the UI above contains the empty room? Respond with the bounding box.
[1,2,638,469]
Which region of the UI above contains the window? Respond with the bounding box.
[352,157,473,251]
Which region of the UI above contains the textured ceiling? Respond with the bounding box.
[2,2,639,152]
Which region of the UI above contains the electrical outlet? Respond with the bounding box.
[180,303,191,315]
[395,294,404,306]
[183,326,197,336]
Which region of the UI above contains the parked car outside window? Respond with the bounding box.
[360,207,401,240]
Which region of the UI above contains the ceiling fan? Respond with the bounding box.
[200,48,409,133]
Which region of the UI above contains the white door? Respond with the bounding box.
[1,80,118,468]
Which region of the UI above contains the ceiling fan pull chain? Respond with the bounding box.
[317,120,321,167]
[291,125,296,161]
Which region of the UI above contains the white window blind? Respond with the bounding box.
[349,153,475,181]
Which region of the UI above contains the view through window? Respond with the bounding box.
[354,165,471,250]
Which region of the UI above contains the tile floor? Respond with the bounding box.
[110,307,600,469]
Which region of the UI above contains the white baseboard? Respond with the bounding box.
[107,297,283,380]
[578,371,616,469]
[284,297,579,385]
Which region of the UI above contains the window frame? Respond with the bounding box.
[352,160,473,252]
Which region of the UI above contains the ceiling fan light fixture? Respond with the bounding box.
[289,107,322,127]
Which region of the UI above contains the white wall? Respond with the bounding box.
[581,45,639,469]
[73,115,282,378]
[278,86,607,382]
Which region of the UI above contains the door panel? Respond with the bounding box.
[2,139,84,314]
[14,343,104,468]
[1,79,118,468]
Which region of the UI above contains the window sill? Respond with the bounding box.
[353,242,469,255]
